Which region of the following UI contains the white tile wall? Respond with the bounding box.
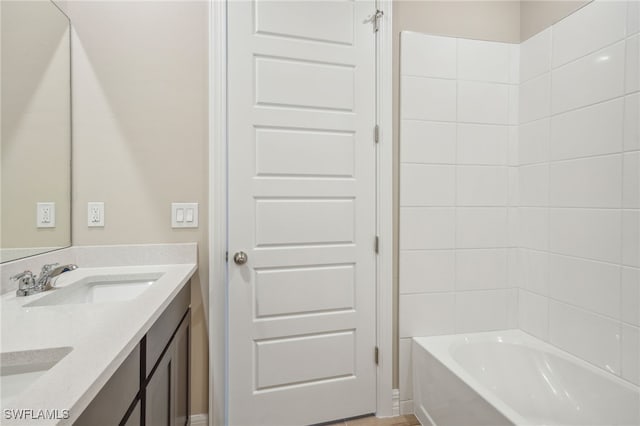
[399,32,519,406]
[623,151,640,208]
[455,289,514,333]
[519,290,549,339]
[516,0,639,387]
[456,166,509,206]
[550,98,624,161]
[519,74,551,123]
[551,42,626,114]
[625,93,640,151]
[622,267,640,325]
[549,300,621,374]
[517,249,549,295]
[400,164,455,206]
[400,120,456,164]
[456,208,509,248]
[457,124,509,165]
[623,211,640,267]
[400,3,640,403]
[519,119,550,165]
[549,208,622,263]
[520,28,552,83]
[548,254,621,319]
[399,250,455,294]
[518,207,549,250]
[549,155,622,208]
[626,33,640,94]
[519,164,549,206]
[458,81,511,124]
[401,76,457,122]
[401,32,457,79]
[456,249,509,290]
[457,39,511,83]
[399,293,455,338]
[399,207,456,250]
[621,324,640,385]
[629,0,640,36]
[551,0,627,68]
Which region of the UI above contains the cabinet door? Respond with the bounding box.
[145,310,190,426]
[145,348,174,426]
[75,344,140,426]
[122,400,141,426]
[173,311,190,426]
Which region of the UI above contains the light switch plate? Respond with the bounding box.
[36,202,55,228]
[88,202,105,227]
[172,203,198,228]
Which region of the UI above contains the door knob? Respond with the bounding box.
[233,251,248,265]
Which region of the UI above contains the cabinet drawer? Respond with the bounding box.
[75,344,140,426]
[146,282,190,377]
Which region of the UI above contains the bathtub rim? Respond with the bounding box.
[412,329,640,426]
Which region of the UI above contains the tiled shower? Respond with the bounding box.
[399,0,639,413]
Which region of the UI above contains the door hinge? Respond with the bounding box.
[225,251,228,262]
[374,124,380,143]
[373,9,384,33]
[374,236,379,254]
[374,346,379,365]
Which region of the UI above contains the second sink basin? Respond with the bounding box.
[23,273,164,307]
[1,347,72,406]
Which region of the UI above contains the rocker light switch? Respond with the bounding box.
[172,203,198,228]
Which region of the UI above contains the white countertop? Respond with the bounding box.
[0,262,197,425]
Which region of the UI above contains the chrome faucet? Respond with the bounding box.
[11,263,78,296]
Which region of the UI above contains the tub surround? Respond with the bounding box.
[399,0,640,414]
[0,243,197,425]
[398,31,520,414]
[517,0,639,387]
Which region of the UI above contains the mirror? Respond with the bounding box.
[1,0,72,263]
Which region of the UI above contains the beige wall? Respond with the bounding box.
[521,0,591,41]
[1,0,71,254]
[61,1,209,415]
[51,0,593,412]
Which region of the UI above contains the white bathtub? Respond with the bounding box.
[412,330,640,426]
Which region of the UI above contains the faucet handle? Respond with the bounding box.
[12,271,36,296]
[40,263,60,275]
[10,270,34,281]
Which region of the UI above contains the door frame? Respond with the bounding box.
[208,1,394,424]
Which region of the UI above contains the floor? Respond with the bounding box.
[326,415,420,426]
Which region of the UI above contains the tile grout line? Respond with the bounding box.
[545,23,554,343]
[453,36,459,333]
[618,5,630,379]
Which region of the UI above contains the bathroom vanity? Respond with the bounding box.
[75,283,190,426]
[0,244,197,426]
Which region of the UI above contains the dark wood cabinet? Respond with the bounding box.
[145,310,190,426]
[74,283,190,426]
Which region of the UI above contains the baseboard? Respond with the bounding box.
[392,388,400,416]
[190,413,209,426]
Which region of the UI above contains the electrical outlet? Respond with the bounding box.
[36,202,55,228]
[88,202,105,227]
[172,203,198,228]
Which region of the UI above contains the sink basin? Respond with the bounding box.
[23,273,163,307]
[1,347,72,406]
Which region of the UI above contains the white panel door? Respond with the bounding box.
[227,1,378,424]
